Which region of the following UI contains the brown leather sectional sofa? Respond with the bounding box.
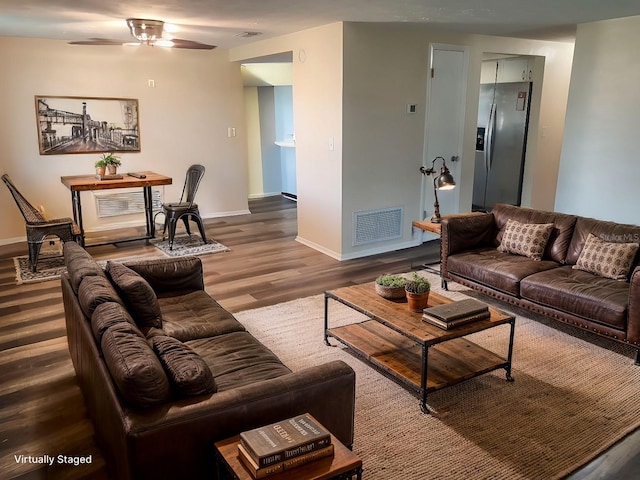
[61,241,356,479]
[441,203,640,363]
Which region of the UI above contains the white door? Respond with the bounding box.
[422,44,468,220]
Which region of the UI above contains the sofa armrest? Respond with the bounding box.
[627,266,640,345]
[124,256,204,293]
[122,361,356,478]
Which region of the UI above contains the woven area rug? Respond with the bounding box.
[12,252,165,285]
[150,234,229,257]
[235,271,640,480]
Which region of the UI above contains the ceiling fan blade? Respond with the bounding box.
[68,38,124,46]
[170,38,217,50]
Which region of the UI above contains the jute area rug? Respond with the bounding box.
[235,271,640,480]
[13,234,229,284]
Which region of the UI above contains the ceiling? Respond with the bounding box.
[1,0,640,49]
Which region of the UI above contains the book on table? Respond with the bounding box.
[237,442,335,479]
[239,413,332,469]
[422,298,490,330]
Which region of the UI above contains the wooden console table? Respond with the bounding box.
[60,171,172,247]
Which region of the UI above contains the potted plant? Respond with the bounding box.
[405,272,431,312]
[100,153,121,175]
[374,274,408,300]
[94,158,107,176]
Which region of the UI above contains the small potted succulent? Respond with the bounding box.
[100,153,122,175]
[94,158,107,176]
[405,272,431,312]
[374,274,408,300]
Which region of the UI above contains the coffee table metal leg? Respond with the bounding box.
[421,343,430,414]
[324,293,331,346]
[505,318,516,382]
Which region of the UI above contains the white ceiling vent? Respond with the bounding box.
[353,206,403,246]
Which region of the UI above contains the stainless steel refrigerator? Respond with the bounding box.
[472,81,532,212]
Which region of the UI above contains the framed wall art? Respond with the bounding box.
[35,95,140,155]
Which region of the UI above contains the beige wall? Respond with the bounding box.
[0,37,249,244]
[231,23,344,257]
[555,16,640,224]
[339,23,574,258]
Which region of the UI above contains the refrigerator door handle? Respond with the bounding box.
[486,103,497,171]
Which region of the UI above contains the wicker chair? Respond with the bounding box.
[2,174,80,272]
[160,164,207,250]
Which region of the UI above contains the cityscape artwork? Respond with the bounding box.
[35,95,140,155]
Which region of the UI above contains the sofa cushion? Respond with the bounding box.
[187,332,291,392]
[101,322,172,407]
[447,247,560,296]
[573,233,639,281]
[63,241,106,293]
[521,266,629,330]
[157,291,246,341]
[497,219,554,261]
[78,275,124,318]
[91,302,141,343]
[150,335,217,396]
[106,261,163,329]
[492,203,577,263]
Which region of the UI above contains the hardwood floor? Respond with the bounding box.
[1,196,638,479]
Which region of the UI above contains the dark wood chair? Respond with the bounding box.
[2,173,80,272]
[160,164,207,250]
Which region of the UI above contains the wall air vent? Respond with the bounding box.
[95,190,162,218]
[353,206,403,246]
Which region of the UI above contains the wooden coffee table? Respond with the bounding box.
[214,432,362,480]
[324,283,515,413]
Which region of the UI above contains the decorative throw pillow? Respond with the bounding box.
[106,261,163,329]
[101,322,172,407]
[77,275,124,318]
[91,302,141,344]
[150,335,217,396]
[573,233,639,280]
[497,219,554,261]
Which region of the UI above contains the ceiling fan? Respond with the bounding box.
[68,18,216,50]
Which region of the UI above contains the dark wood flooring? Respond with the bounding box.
[0,196,638,479]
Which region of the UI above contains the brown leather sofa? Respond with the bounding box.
[61,241,356,479]
[441,203,640,363]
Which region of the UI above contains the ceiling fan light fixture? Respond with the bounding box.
[126,18,165,45]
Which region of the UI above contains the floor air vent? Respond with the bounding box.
[353,206,403,246]
[95,190,162,218]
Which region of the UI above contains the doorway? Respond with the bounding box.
[241,53,296,200]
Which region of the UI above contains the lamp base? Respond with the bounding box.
[430,215,442,224]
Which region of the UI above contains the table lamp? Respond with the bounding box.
[419,156,456,223]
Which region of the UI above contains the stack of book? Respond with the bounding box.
[422,298,490,330]
[238,413,334,478]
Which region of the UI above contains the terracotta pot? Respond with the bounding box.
[406,290,430,313]
[96,166,106,176]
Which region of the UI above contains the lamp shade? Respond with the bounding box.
[437,168,456,190]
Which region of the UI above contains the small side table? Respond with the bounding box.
[214,433,362,480]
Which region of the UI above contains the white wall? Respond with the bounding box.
[231,23,344,257]
[555,16,640,224]
[231,23,573,260]
[0,37,249,244]
[339,23,574,258]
